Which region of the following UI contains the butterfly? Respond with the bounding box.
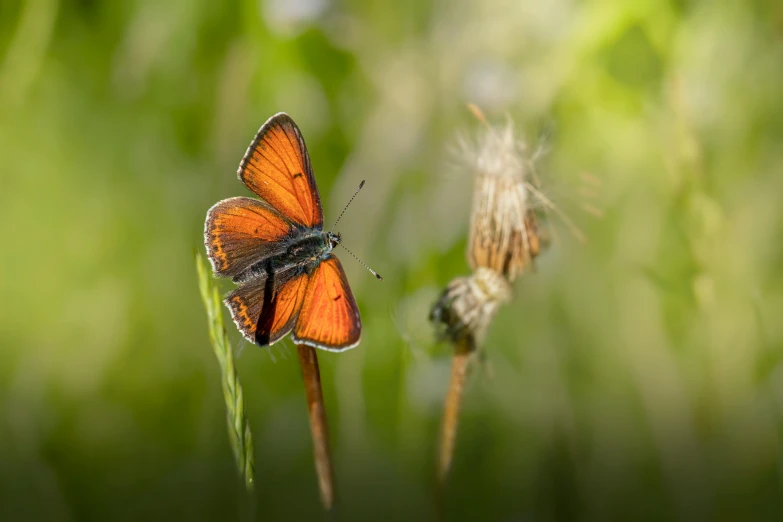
[204,113,373,352]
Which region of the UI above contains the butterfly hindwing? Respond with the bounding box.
[225,274,269,344]
[205,197,292,279]
[255,269,310,346]
[225,266,310,347]
[238,113,324,229]
[293,255,361,351]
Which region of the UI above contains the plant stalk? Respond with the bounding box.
[297,344,336,512]
[437,339,474,486]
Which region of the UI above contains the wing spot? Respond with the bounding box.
[333,294,342,301]
[293,172,303,179]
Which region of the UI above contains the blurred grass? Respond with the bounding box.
[1,0,783,521]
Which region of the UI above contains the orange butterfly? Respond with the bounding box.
[204,113,377,351]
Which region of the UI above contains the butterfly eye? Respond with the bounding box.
[329,232,342,248]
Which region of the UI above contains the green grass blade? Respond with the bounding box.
[195,251,255,491]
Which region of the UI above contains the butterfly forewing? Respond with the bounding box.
[239,113,324,229]
[205,197,291,279]
[293,255,361,351]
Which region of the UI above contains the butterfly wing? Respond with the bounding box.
[293,255,361,351]
[238,113,324,229]
[254,268,310,346]
[205,197,292,280]
[225,274,269,344]
[225,266,310,346]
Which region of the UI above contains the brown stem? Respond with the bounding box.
[437,339,474,486]
[296,344,336,512]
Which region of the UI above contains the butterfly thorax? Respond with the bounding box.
[283,231,340,268]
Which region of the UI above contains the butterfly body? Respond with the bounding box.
[205,113,362,352]
[232,230,340,284]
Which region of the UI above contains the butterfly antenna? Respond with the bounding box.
[338,243,383,280]
[330,180,365,233]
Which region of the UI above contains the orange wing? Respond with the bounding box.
[205,197,291,279]
[225,268,310,346]
[293,255,361,351]
[238,113,324,228]
[255,269,309,346]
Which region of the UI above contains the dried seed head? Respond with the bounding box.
[429,267,512,348]
[430,108,562,351]
[461,121,542,281]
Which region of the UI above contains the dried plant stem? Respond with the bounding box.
[297,344,336,512]
[195,252,255,492]
[432,108,549,496]
[437,339,474,485]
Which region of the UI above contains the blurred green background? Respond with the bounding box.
[2,0,783,520]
